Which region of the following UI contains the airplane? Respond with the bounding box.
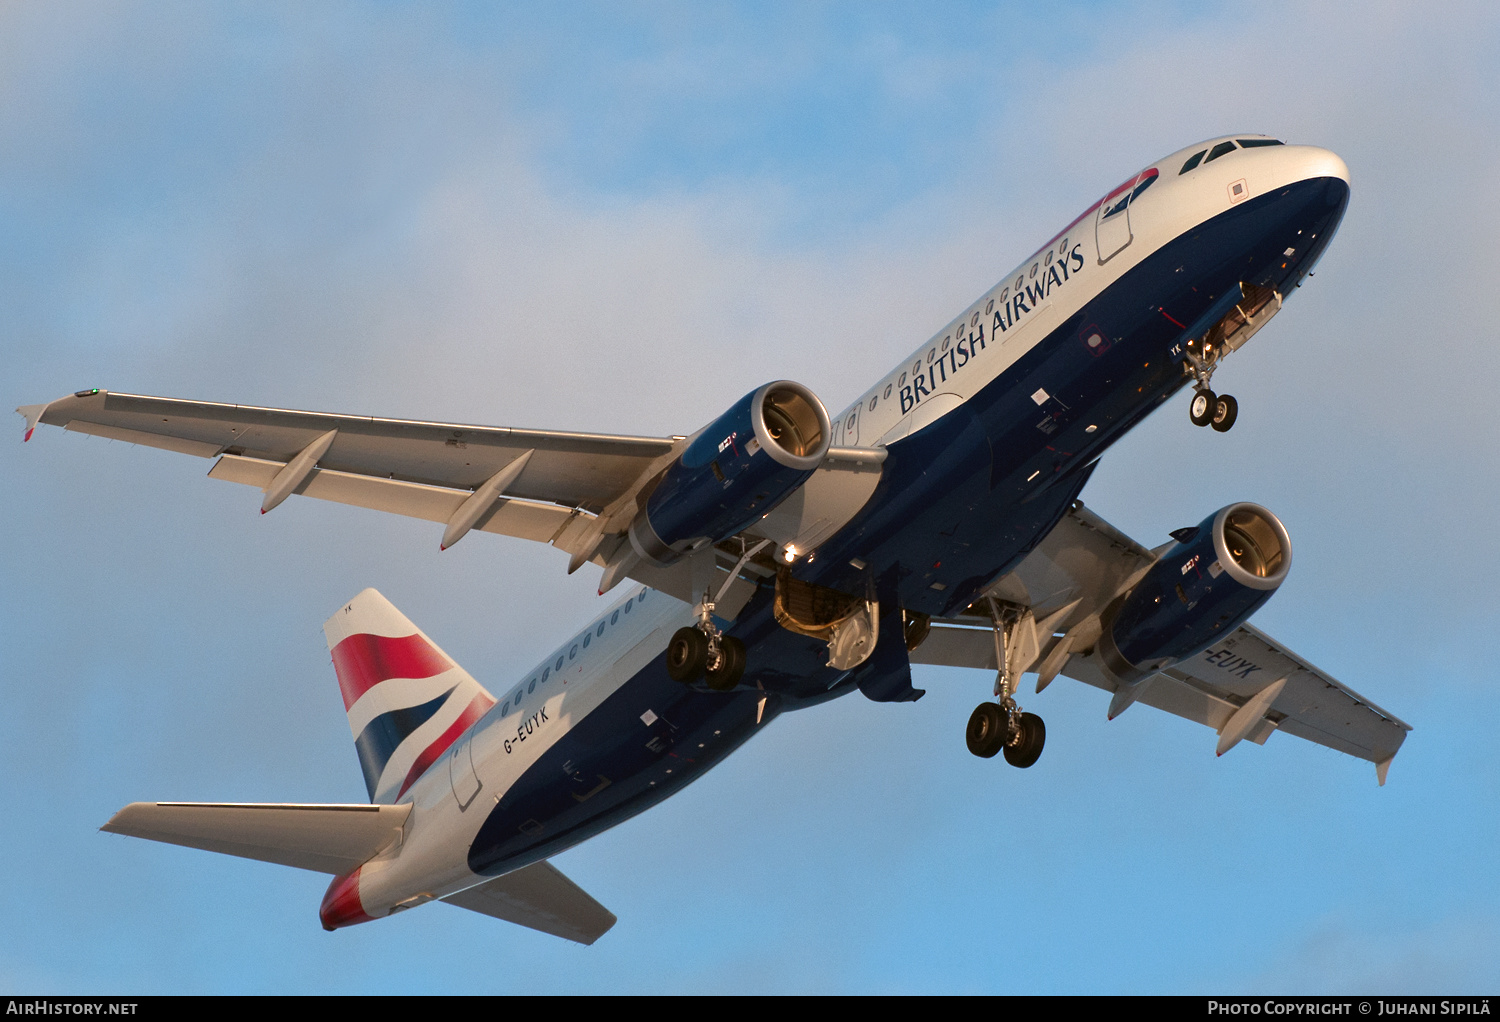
[18,134,1411,945]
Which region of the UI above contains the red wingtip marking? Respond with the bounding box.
[23,428,33,442]
[260,508,267,515]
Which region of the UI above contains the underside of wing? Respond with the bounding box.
[1059,626,1411,781]
[441,861,617,945]
[101,801,412,875]
[909,501,1411,783]
[23,389,676,510]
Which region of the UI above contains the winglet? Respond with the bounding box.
[1376,755,1393,787]
[1107,683,1140,720]
[16,402,52,443]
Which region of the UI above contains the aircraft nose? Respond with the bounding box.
[1286,144,1350,187]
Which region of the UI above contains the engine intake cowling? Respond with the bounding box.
[629,381,831,565]
[1098,502,1291,684]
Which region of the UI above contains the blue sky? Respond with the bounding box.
[3,1,1499,993]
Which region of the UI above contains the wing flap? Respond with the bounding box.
[64,419,225,457]
[1056,626,1411,773]
[912,623,998,671]
[101,801,412,875]
[208,454,577,545]
[909,501,1410,780]
[442,861,617,945]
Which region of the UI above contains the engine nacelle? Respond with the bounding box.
[628,381,831,565]
[1098,503,1291,684]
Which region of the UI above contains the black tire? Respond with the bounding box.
[1189,389,1216,427]
[1003,712,1046,768]
[667,627,709,683]
[1210,393,1238,432]
[704,636,746,691]
[966,703,1006,759]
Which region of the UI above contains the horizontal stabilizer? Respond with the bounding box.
[442,861,617,945]
[101,802,411,875]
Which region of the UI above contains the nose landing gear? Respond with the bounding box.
[1184,339,1238,432]
[1189,388,1238,432]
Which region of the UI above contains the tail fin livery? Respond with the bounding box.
[324,589,495,803]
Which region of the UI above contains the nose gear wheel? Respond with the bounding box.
[1210,393,1238,432]
[1190,388,1217,427]
[1183,335,1238,432]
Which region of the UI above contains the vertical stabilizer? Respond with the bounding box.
[325,589,495,803]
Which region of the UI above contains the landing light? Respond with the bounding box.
[782,545,798,563]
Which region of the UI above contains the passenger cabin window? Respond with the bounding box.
[1237,138,1284,148]
[1180,150,1208,174]
[1205,141,1238,163]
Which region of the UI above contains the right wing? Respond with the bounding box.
[911,502,1412,783]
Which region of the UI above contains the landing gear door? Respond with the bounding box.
[1095,174,1138,264]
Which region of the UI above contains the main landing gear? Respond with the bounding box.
[667,592,746,692]
[1183,338,1237,432]
[966,599,1047,768]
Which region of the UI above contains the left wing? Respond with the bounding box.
[20,388,677,549]
[911,502,1411,783]
[19,389,882,605]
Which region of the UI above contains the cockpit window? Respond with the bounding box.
[1205,141,1238,163]
[1180,150,1208,174]
[1237,138,1284,148]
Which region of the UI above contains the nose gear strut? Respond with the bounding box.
[1183,340,1239,432]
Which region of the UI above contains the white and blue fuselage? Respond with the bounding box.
[333,136,1352,925]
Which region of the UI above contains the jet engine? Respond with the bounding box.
[1097,502,1291,684]
[628,381,831,565]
